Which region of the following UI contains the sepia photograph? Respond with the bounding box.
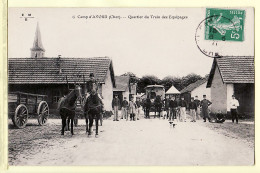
[7,7,254,166]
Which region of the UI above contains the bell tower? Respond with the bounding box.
[31,22,45,58]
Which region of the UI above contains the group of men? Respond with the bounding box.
[112,95,142,121]
[81,73,240,124]
[161,95,212,122]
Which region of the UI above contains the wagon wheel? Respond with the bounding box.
[13,104,28,128]
[37,101,49,126]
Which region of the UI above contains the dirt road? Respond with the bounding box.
[8,114,254,166]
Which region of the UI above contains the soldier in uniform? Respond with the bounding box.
[164,95,170,119]
[169,96,178,121]
[145,97,151,119]
[112,94,120,121]
[135,97,142,120]
[178,96,188,122]
[128,97,137,121]
[121,97,128,120]
[189,97,197,122]
[85,73,104,118]
[200,95,212,122]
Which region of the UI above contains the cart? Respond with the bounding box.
[8,92,49,128]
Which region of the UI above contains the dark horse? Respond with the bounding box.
[154,95,163,119]
[60,85,82,135]
[84,87,103,137]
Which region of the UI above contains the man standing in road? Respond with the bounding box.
[169,96,178,121]
[194,96,201,120]
[164,95,170,119]
[230,95,240,124]
[128,97,137,121]
[200,95,212,122]
[135,97,142,120]
[145,97,151,118]
[178,96,188,122]
[112,94,120,121]
[189,97,197,122]
[121,97,128,120]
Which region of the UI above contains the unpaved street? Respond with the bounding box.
[8,114,254,166]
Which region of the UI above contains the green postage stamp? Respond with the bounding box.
[205,8,245,41]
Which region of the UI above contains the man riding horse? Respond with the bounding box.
[84,73,104,137]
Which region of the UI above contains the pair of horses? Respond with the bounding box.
[59,85,103,137]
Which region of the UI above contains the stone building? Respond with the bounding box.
[206,56,254,115]
[8,24,116,114]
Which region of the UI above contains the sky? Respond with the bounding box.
[8,8,254,79]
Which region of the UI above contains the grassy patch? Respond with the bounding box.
[203,122,254,149]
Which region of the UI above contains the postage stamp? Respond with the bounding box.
[205,8,245,41]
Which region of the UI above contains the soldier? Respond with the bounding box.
[135,97,142,120]
[164,95,170,119]
[200,95,212,122]
[194,96,201,120]
[112,94,120,121]
[178,96,188,122]
[145,97,151,119]
[86,73,97,93]
[121,97,128,120]
[128,97,137,121]
[189,97,197,122]
[169,96,178,121]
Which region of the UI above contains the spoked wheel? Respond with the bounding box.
[13,104,28,128]
[37,101,49,126]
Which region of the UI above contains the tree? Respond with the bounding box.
[180,73,203,89]
[137,75,161,93]
[120,72,139,84]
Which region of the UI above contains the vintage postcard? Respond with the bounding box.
[6,7,254,167]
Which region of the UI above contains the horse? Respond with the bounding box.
[154,95,163,119]
[84,87,103,137]
[59,85,82,135]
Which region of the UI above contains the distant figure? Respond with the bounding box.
[194,96,201,120]
[145,97,151,118]
[189,97,197,122]
[121,97,128,120]
[128,97,137,121]
[135,97,142,120]
[200,95,212,122]
[178,96,188,122]
[169,96,178,121]
[230,95,240,124]
[164,95,170,119]
[112,94,120,121]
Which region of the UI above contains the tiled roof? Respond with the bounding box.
[180,78,208,93]
[8,57,115,86]
[207,56,254,87]
[113,76,130,92]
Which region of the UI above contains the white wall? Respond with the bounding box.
[211,67,227,113]
[122,90,130,101]
[191,82,211,101]
[102,68,113,111]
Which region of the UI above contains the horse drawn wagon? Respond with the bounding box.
[144,85,165,117]
[8,92,49,128]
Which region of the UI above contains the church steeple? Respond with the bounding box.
[31,22,45,58]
